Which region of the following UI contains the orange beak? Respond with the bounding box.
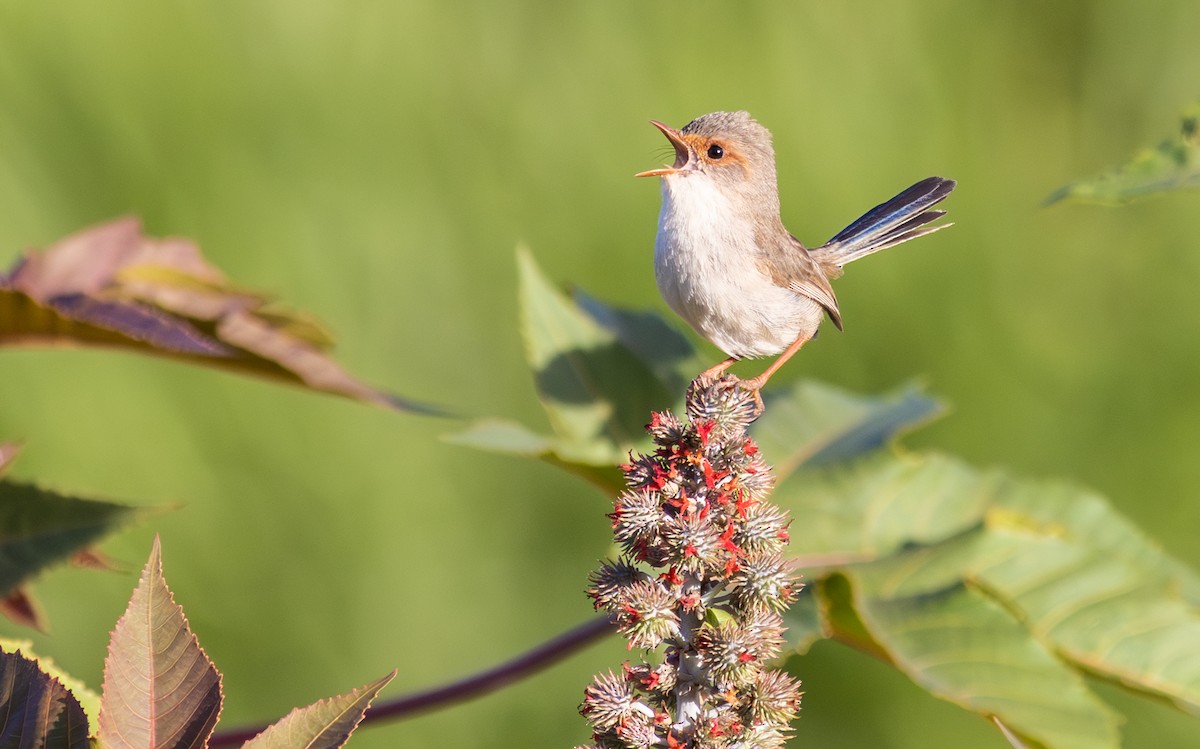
[635,120,692,178]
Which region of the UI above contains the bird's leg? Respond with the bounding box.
[742,332,814,392]
[698,356,739,381]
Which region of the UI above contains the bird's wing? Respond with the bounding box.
[790,276,842,330]
[757,229,843,330]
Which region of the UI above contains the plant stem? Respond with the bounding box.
[207,614,613,747]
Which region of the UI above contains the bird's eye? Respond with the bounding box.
[706,144,724,160]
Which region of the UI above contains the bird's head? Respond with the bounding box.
[637,111,780,208]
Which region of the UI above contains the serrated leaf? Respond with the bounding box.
[0,639,102,729]
[0,218,439,414]
[976,483,1200,713]
[70,547,127,573]
[516,247,670,465]
[100,537,222,749]
[0,649,89,749]
[0,480,146,599]
[1045,102,1200,205]
[752,380,943,480]
[848,576,1120,749]
[776,452,994,565]
[241,671,395,749]
[779,451,1200,745]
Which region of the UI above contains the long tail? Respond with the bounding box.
[810,176,956,269]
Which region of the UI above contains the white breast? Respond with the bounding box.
[652,174,820,358]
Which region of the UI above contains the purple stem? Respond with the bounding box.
[208,614,614,747]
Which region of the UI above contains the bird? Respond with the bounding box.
[636,111,955,393]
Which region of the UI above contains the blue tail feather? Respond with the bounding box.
[813,176,956,267]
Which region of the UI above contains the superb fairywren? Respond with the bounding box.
[637,111,955,391]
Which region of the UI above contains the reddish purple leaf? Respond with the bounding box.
[0,587,46,632]
[45,294,233,355]
[70,547,127,573]
[100,537,222,749]
[0,649,89,749]
[1,218,439,413]
[0,443,22,477]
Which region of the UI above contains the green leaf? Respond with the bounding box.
[99,536,223,749]
[848,576,1120,749]
[242,671,396,749]
[0,218,441,414]
[779,451,1200,745]
[573,289,699,393]
[444,419,625,495]
[0,649,90,749]
[0,479,147,599]
[752,380,944,480]
[813,573,890,663]
[448,250,686,495]
[776,452,994,565]
[445,419,554,456]
[453,265,942,496]
[781,586,823,654]
[1045,102,1200,205]
[705,608,734,628]
[517,246,673,462]
[973,481,1200,713]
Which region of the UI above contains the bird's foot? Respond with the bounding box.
[695,370,739,387]
[739,375,769,417]
[740,374,768,392]
[697,357,739,382]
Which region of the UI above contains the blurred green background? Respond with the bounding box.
[1,1,1199,746]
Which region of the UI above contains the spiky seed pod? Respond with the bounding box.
[587,558,651,610]
[696,617,762,684]
[733,723,790,749]
[612,714,659,749]
[735,502,790,554]
[612,490,667,558]
[743,669,803,726]
[735,452,774,498]
[582,378,802,748]
[581,670,639,730]
[614,579,680,649]
[741,609,786,664]
[645,411,687,444]
[622,453,664,491]
[685,379,761,441]
[729,551,799,614]
[661,512,725,573]
[625,660,678,697]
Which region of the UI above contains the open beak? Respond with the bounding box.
[635,120,692,178]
